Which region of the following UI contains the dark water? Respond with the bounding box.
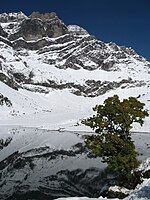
[0,127,150,200]
[0,148,113,200]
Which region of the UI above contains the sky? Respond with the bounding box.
[0,0,150,61]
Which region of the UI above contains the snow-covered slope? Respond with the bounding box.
[0,12,150,130]
[0,12,150,200]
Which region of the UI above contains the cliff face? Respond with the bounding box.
[0,12,149,95]
[8,12,68,41]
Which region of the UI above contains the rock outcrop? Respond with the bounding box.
[8,12,68,41]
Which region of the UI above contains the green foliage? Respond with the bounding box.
[85,133,140,188]
[83,95,149,188]
[108,153,141,188]
[83,95,149,137]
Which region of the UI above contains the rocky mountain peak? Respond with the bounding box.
[0,11,27,23]
[4,11,69,41]
[29,11,57,21]
[0,11,149,98]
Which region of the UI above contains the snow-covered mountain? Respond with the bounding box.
[0,12,150,200]
[0,11,150,130]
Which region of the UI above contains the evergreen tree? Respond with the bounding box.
[83,95,149,188]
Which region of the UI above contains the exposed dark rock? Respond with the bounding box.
[109,42,120,51]
[13,72,27,83]
[0,151,19,170]
[9,13,68,41]
[121,46,136,56]
[101,60,116,71]
[30,12,68,38]
[0,137,12,150]
[9,18,46,41]
[13,71,34,84]
[0,26,8,37]
[64,55,84,69]
[45,17,68,38]
[0,72,18,90]
[54,34,73,44]
[12,38,55,50]
[112,51,127,59]
[0,93,12,107]
[24,78,145,97]
[30,11,57,21]
[106,188,129,199]
[142,170,150,178]
[0,36,12,46]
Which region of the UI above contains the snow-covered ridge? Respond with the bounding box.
[68,25,90,35]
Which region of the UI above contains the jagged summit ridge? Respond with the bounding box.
[30,11,57,21]
[0,11,147,63]
[0,11,68,41]
[0,11,27,23]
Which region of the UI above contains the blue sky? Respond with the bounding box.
[0,0,149,61]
